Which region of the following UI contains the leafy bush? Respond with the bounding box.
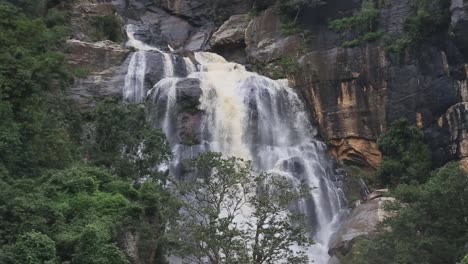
[0,4,177,263]
[350,163,468,264]
[0,2,73,176]
[329,0,379,33]
[45,8,71,28]
[0,231,57,264]
[171,152,312,264]
[329,0,382,47]
[375,118,432,187]
[89,98,171,180]
[385,0,450,55]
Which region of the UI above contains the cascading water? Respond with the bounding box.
[124,25,347,263]
[123,24,176,103]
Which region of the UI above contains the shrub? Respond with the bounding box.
[351,163,468,264]
[329,0,382,47]
[375,118,432,187]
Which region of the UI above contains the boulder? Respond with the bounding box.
[210,14,250,48]
[328,196,396,259]
[66,39,130,72]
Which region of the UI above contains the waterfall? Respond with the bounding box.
[124,25,347,264]
[124,51,146,103]
[123,24,176,103]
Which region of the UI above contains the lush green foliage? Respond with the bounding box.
[385,0,451,55]
[87,98,171,180]
[329,0,382,47]
[0,2,176,263]
[171,152,312,264]
[1,231,57,264]
[0,2,73,176]
[349,163,468,264]
[375,119,432,187]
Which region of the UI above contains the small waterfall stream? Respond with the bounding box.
[123,24,347,264]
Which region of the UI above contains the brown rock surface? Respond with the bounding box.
[66,39,129,72]
[328,196,396,260]
[294,0,467,168]
[245,7,302,63]
[210,14,250,48]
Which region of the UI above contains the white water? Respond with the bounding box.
[123,24,176,103]
[124,25,346,263]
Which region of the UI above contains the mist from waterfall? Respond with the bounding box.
[123,25,347,264]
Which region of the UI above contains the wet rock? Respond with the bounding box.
[184,30,212,51]
[328,196,396,260]
[282,157,306,179]
[147,78,203,145]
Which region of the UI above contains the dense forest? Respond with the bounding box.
[0,0,467,264]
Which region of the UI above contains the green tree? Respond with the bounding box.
[172,152,311,264]
[461,255,468,264]
[0,2,73,176]
[350,163,468,264]
[375,118,432,187]
[2,231,57,264]
[89,98,171,180]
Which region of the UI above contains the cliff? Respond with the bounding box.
[63,0,468,262]
[66,0,467,171]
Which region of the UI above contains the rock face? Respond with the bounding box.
[63,0,468,262]
[113,0,254,51]
[328,194,396,261]
[147,77,203,146]
[69,63,129,110]
[451,0,468,59]
[65,34,130,110]
[156,0,252,25]
[210,14,250,48]
[66,39,130,72]
[444,102,468,166]
[245,7,302,63]
[294,0,468,168]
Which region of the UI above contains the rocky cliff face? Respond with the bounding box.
[293,0,468,169]
[64,0,468,262]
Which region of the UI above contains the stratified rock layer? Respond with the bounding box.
[294,0,468,168]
